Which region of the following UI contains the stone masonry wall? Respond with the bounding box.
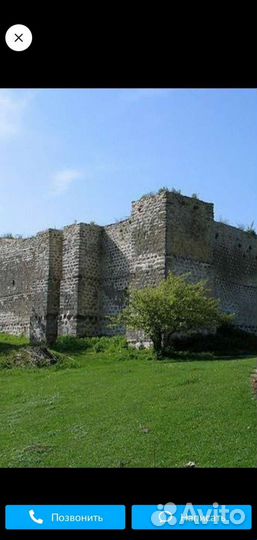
[101,220,132,334]
[126,192,167,343]
[45,230,63,343]
[0,236,38,336]
[0,230,62,343]
[166,192,214,287]
[29,231,53,344]
[131,192,167,288]
[213,222,257,333]
[0,189,256,341]
[77,224,102,336]
[29,230,63,345]
[100,193,168,337]
[58,224,81,336]
[58,224,103,337]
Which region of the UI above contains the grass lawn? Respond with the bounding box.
[0,334,256,468]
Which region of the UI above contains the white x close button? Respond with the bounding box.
[5,24,32,51]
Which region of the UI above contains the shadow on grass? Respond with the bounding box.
[158,352,257,363]
[0,338,28,354]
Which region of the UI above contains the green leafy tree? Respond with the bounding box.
[115,273,233,356]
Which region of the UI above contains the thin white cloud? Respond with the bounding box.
[50,168,83,196]
[0,90,33,138]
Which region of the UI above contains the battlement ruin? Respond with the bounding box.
[0,190,256,343]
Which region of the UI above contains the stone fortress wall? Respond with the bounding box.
[0,190,256,343]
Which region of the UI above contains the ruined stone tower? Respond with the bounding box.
[0,190,256,343]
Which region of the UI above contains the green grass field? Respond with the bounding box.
[0,334,256,468]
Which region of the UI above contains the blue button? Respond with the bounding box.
[6,505,125,530]
[132,504,252,530]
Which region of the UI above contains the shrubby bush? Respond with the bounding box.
[114,273,230,356]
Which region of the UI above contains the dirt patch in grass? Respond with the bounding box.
[1,346,58,368]
[22,443,53,455]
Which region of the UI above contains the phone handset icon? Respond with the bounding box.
[29,509,44,525]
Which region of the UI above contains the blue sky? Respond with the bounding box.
[0,88,256,236]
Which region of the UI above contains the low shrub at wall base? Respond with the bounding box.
[54,329,257,359]
[54,335,128,353]
[169,325,257,356]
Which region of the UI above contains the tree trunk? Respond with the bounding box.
[151,332,163,358]
[163,330,174,350]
